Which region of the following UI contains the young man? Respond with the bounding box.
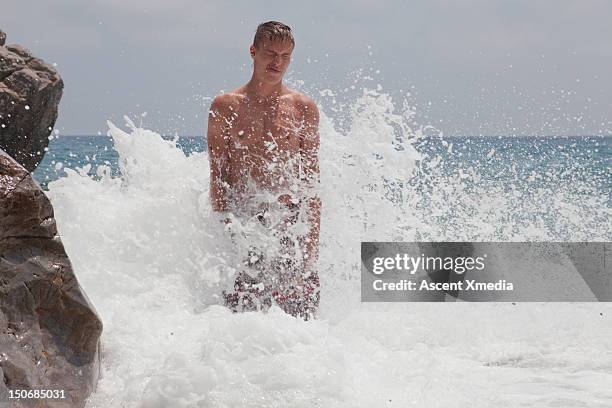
[207,22,321,320]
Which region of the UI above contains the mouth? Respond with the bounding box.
[267,67,281,73]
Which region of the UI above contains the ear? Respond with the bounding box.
[249,44,256,58]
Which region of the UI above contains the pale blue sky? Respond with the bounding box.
[2,0,611,136]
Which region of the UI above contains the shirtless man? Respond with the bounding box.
[207,22,321,320]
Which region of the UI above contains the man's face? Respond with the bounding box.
[250,39,293,84]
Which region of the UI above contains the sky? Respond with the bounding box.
[2,0,612,136]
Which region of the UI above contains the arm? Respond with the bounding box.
[299,98,321,269]
[207,96,231,214]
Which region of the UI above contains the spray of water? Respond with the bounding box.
[46,89,612,407]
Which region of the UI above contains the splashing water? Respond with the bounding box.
[45,89,612,407]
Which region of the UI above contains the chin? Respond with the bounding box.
[264,74,283,83]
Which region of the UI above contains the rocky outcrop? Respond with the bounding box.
[0,149,102,407]
[0,30,63,172]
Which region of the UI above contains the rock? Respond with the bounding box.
[0,33,63,172]
[0,149,102,408]
[0,31,5,47]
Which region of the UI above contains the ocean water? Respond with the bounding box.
[30,89,612,407]
[34,133,611,199]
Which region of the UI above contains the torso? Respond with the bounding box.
[221,90,306,202]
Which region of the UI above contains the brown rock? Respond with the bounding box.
[0,36,63,172]
[0,149,102,408]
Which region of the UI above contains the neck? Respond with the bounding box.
[246,76,283,99]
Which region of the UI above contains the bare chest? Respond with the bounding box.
[226,103,303,159]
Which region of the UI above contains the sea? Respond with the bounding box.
[30,89,612,407]
[34,133,611,200]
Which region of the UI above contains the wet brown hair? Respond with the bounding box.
[253,21,295,48]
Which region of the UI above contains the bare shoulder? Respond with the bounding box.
[210,90,245,115]
[286,89,319,119]
[287,89,317,108]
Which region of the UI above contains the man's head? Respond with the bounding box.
[250,21,294,84]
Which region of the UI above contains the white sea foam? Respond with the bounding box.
[46,89,612,407]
